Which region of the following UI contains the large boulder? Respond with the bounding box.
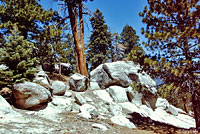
[13,81,52,109]
[0,95,18,116]
[51,81,69,95]
[89,61,157,94]
[107,86,128,103]
[69,73,88,92]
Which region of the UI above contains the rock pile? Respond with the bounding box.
[0,61,196,133]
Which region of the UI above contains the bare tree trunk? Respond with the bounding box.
[59,55,61,75]
[192,90,200,130]
[66,1,88,77]
[78,0,88,77]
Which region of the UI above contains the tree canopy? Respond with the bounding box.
[0,0,57,40]
[140,0,200,129]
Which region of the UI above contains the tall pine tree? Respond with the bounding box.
[0,26,38,88]
[140,0,200,129]
[87,9,111,71]
[120,24,139,55]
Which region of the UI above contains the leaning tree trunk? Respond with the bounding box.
[192,90,200,130]
[67,1,88,77]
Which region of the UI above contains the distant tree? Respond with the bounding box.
[140,0,200,129]
[0,27,38,88]
[120,24,140,55]
[37,25,68,74]
[110,32,120,61]
[87,9,111,71]
[64,33,76,71]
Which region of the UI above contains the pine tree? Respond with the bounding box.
[0,0,56,40]
[140,0,200,129]
[128,45,146,65]
[87,9,111,71]
[120,24,140,55]
[36,24,68,74]
[0,26,38,88]
[64,33,76,71]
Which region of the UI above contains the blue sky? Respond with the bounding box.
[39,0,148,43]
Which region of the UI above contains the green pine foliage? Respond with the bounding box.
[120,24,140,55]
[0,27,38,88]
[64,33,76,72]
[140,0,200,127]
[87,9,112,70]
[0,0,57,40]
[0,0,69,75]
[37,25,68,73]
[128,45,146,66]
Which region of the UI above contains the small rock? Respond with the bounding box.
[64,91,72,97]
[110,115,136,128]
[85,97,93,102]
[74,94,86,105]
[51,81,69,95]
[92,123,108,131]
[78,112,91,119]
[26,111,35,115]
[79,104,98,119]
[34,71,51,86]
[156,98,169,110]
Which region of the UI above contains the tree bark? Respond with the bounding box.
[66,1,88,77]
[78,0,88,77]
[59,55,61,75]
[192,90,200,130]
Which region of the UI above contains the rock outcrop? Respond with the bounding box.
[90,61,157,94]
[0,61,196,133]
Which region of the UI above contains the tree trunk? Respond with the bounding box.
[67,1,88,77]
[59,55,61,75]
[192,90,200,130]
[78,0,88,77]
